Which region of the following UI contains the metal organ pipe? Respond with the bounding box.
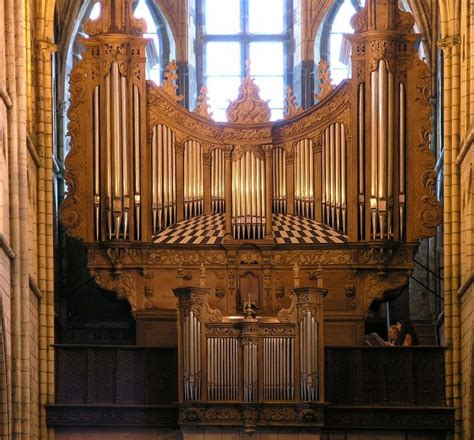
[93,86,100,241]
[133,85,141,240]
[321,124,347,233]
[294,140,314,218]
[272,148,287,213]
[184,141,204,219]
[399,83,406,239]
[370,69,379,239]
[151,124,176,234]
[232,151,265,239]
[211,149,224,213]
[102,63,131,239]
[358,84,365,239]
[300,313,318,401]
[105,72,112,238]
[371,60,394,239]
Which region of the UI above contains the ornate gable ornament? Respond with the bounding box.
[83,0,147,36]
[283,86,303,119]
[194,86,214,120]
[160,60,184,102]
[226,62,271,124]
[315,59,334,101]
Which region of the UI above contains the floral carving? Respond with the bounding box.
[315,59,334,101]
[284,86,303,119]
[160,60,183,102]
[193,86,213,120]
[90,270,137,311]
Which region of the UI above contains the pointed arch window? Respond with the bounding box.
[197,0,293,121]
[318,0,364,86]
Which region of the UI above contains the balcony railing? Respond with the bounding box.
[54,345,178,405]
[325,346,446,406]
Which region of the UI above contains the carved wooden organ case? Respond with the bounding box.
[59,0,441,431]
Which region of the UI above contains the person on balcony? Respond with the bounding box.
[386,321,418,346]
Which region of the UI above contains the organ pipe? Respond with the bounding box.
[133,85,141,240]
[294,140,314,218]
[358,84,365,240]
[211,149,225,213]
[151,124,176,234]
[232,151,265,240]
[272,148,287,213]
[93,85,100,241]
[399,83,406,240]
[300,312,318,401]
[184,141,204,219]
[183,311,201,401]
[103,62,130,240]
[370,60,394,239]
[321,123,347,233]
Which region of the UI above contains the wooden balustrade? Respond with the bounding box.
[325,346,446,407]
[54,345,178,405]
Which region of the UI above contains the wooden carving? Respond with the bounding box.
[225,62,271,124]
[315,59,334,101]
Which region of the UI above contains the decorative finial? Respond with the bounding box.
[226,60,271,124]
[193,86,213,120]
[316,264,324,289]
[245,59,251,77]
[314,59,334,101]
[284,86,303,119]
[199,263,207,287]
[83,0,147,37]
[161,60,184,102]
[243,293,257,321]
[293,262,300,288]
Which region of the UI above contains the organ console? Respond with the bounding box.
[59,0,442,435]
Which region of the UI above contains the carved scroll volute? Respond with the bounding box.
[60,0,149,243]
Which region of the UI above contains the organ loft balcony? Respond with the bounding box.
[49,0,452,438]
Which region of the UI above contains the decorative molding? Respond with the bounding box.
[46,404,179,428]
[0,87,12,108]
[26,132,41,167]
[0,233,16,260]
[178,402,326,427]
[456,125,474,166]
[325,406,454,430]
[29,275,43,300]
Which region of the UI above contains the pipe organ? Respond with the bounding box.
[62,13,439,246]
[60,0,442,434]
[174,287,326,429]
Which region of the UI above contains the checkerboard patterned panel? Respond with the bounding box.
[154,214,226,244]
[153,213,348,245]
[272,213,347,244]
